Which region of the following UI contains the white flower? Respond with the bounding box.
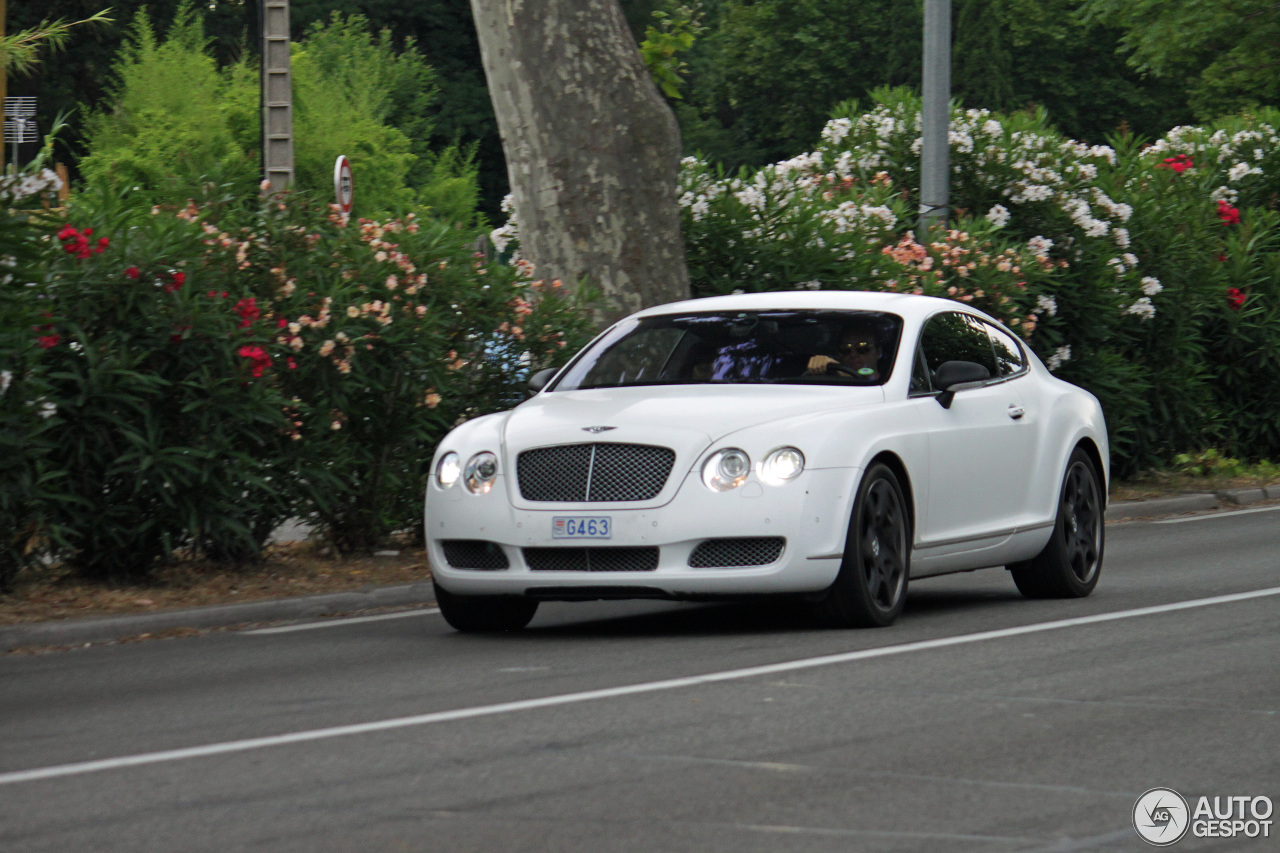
[1211,186,1241,204]
[803,280,822,291]
[1228,162,1262,182]
[1126,297,1156,320]
[1036,295,1058,317]
[734,186,766,211]
[1141,276,1163,297]
[1027,235,1054,256]
[986,204,1010,228]
[1047,345,1072,371]
[821,118,852,145]
[37,400,57,419]
[1114,227,1130,249]
[0,369,12,397]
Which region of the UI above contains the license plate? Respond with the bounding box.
[552,516,612,539]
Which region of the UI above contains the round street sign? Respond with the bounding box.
[333,155,354,214]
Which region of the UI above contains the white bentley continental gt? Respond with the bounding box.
[425,291,1108,631]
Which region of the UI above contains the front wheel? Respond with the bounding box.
[434,582,538,633]
[1009,448,1104,599]
[813,463,911,628]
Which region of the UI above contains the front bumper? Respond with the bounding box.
[426,467,858,598]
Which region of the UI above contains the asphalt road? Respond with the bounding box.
[2,507,1278,852]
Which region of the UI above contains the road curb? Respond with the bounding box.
[1105,486,1280,521]
[1,582,437,653]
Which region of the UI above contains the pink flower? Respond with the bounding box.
[1158,154,1194,174]
[237,345,272,378]
[234,297,261,328]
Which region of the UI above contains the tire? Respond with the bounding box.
[434,581,538,632]
[1009,448,1104,599]
[814,463,911,628]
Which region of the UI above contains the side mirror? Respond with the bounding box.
[933,360,991,409]
[528,367,558,393]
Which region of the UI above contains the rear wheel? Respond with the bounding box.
[434,582,538,632]
[1009,448,1103,599]
[814,463,910,627]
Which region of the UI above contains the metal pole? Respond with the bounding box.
[919,0,951,237]
[1,0,7,173]
[261,0,294,191]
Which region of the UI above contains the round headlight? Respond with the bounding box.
[465,451,498,494]
[435,452,461,488]
[760,447,805,485]
[702,448,751,492]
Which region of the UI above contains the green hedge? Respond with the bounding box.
[671,88,1280,476]
[1,183,592,585]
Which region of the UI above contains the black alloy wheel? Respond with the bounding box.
[815,463,910,627]
[1010,448,1104,599]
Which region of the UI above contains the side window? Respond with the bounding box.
[919,312,998,378]
[909,346,932,394]
[987,322,1026,377]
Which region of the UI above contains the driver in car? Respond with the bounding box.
[806,326,881,381]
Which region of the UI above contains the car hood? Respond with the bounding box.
[503,384,884,448]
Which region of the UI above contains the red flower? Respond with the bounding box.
[277,317,288,329]
[38,334,60,349]
[1226,288,1246,310]
[237,345,272,378]
[162,272,186,294]
[1217,200,1241,225]
[94,237,110,254]
[234,297,261,328]
[287,357,298,370]
[170,325,191,344]
[125,266,141,280]
[1158,154,1194,173]
[57,224,78,241]
[207,290,228,299]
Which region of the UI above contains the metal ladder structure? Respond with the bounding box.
[261,0,294,191]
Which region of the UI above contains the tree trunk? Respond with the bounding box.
[470,0,690,326]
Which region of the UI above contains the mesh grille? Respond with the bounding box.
[524,547,660,572]
[517,444,593,502]
[517,443,675,502]
[688,537,785,568]
[441,540,509,570]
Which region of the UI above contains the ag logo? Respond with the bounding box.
[1134,788,1190,846]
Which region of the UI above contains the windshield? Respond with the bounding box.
[553,310,903,390]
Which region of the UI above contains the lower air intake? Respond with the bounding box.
[441,540,509,570]
[524,547,659,572]
[688,537,785,568]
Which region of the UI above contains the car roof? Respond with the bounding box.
[630,290,995,326]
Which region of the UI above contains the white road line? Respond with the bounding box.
[243,608,440,635]
[1155,504,1280,524]
[3,586,1278,787]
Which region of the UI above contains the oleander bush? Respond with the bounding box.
[4,182,592,582]
[0,171,64,590]
[660,88,1280,476]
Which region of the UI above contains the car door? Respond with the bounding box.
[909,311,1038,547]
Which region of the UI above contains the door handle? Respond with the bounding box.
[1008,405,1025,420]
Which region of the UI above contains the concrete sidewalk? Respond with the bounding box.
[3,488,1277,652]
